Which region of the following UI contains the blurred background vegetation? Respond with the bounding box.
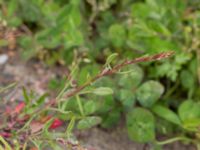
[0,0,200,148]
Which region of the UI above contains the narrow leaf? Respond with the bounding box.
[0,136,12,150]
[152,104,181,126]
[77,116,102,129]
[105,53,118,67]
[92,87,113,96]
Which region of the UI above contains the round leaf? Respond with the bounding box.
[101,110,121,128]
[84,100,97,115]
[180,70,195,89]
[136,80,164,107]
[118,65,144,89]
[109,24,126,47]
[126,107,155,142]
[178,100,200,121]
[118,89,136,110]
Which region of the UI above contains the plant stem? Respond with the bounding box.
[76,95,84,116]
[63,51,175,100]
[163,79,179,99]
[156,136,192,145]
[56,65,78,100]
[34,52,175,115]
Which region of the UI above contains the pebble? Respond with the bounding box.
[0,54,8,65]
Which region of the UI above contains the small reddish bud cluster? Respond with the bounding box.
[14,102,25,114]
[49,118,63,129]
[151,51,175,60]
[40,115,63,129]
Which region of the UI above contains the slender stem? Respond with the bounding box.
[0,82,17,93]
[17,114,36,134]
[63,51,175,100]
[33,52,175,116]
[156,136,192,145]
[56,81,70,100]
[56,65,78,100]
[66,116,75,138]
[76,95,84,116]
[163,79,179,99]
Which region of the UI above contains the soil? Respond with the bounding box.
[76,127,196,150]
[0,50,197,150]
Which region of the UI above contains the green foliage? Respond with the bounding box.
[178,100,200,122]
[0,136,12,150]
[77,116,102,130]
[180,70,195,93]
[91,87,114,96]
[126,107,155,143]
[1,0,200,149]
[136,81,164,107]
[118,65,144,89]
[152,104,181,126]
[101,109,121,128]
[109,24,126,48]
[84,100,97,115]
[178,100,200,131]
[118,89,136,110]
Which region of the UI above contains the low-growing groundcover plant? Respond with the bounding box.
[0,0,200,149]
[0,52,185,150]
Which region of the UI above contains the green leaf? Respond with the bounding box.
[36,93,48,105]
[148,21,171,37]
[35,29,62,49]
[7,0,18,17]
[61,98,80,114]
[19,35,36,60]
[152,104,181,126]
[118,89,136,110]
[78,64,99,85]
[118,65,144,89]
[77,116,102,129]
[126,107,155,142]
[92,87,113,96]
[155,52,192,81]
[65,29,84,48]
[175,53,192,65]
[131,3,151,20]
[48,142,63,150]
[101,109,121,128]
[180,70,195,89]
[136,81,164,107]
[66,117,75,137]
[0,136,12,150]
[182,118,200,131]
[96,95,114,113]
[18,0,42,22]
[108,24,126,47]
[84,100,97,115]
[104,53,118,67]
[22,87,30,104]
[178,100,200,121]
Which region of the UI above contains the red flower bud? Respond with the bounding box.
[49,118,63,129]
[14,102,25,113]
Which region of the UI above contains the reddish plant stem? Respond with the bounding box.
[13,51,175,137]
[63,51,174,99]
[35,51,175,114]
